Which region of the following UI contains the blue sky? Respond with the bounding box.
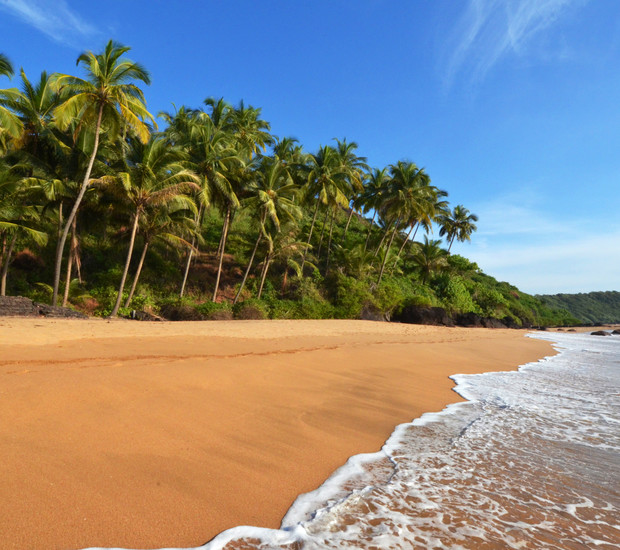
[1,0,618,294]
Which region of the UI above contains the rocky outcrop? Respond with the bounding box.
[394,306,454,327]
[612,329,620,335]
[591,330,610,336]
[0,296,88,319]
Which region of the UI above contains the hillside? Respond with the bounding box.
[537,291,620,324]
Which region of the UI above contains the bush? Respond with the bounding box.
[432,274,480,315]
[233,298,269,320]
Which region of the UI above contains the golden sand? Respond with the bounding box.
[0,318,553,549]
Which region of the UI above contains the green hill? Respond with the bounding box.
[537,291,620,324]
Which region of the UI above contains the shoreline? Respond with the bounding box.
[0,319,554,550]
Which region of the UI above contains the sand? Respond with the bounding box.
[0,318,554,550]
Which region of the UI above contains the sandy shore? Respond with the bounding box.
[0,318,554,550]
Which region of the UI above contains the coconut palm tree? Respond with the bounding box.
[233,158,299,303]
[438,205,479,252]
[100,137,198,316]
[410,236,448,284]
[0,54,13,79]
[300,145,346,272]
[50,39,155,306]
[361,167,389,252]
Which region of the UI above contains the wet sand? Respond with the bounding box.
[0,318,554,550]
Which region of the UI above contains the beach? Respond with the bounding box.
[0,318,553,550]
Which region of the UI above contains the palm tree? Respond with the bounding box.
[233,158,299,303]
[0,55,23,142]
[410,236,448,284]
[438,205,479,252]
[0,54,13,79]
[361,167,389,252]
[123,202,195,308]
[300,145,346,272]
[101,137,198,316]
[0,163,47,295]
[50,39,155,306]
[376,161,428,284]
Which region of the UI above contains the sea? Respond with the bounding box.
[96,331,620,550]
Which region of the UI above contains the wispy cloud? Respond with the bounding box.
[0,0,98,46]
[443,0,587,88]
[449,189,620,293]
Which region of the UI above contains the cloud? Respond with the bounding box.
[443,0,587,88]
[449,189,620,293]
[0,0,98,46]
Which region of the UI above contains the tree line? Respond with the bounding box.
[2,41,573,326]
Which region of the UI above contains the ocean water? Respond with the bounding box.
[94,331,620,550]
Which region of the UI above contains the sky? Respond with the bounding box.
[0,0,618,294]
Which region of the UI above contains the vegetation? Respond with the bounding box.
[0,41,576,326]
[537,291,620,324]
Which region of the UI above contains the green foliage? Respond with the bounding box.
[432,274,480,315]
[537,291,620,324]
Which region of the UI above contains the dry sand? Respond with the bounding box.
[0,318,554,550]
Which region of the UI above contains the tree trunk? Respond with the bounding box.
[0,232,17,296]
[325,207,336,273]
[110,210,140,317]
[342,207,354,241]
[377,224,399,285]
[179,204,204,298]
[448,234,456,253]
[62,217,79,307]
[52,102,104,306]
[257,252,272,299]
[233,230,262,305]
[373,225,391,258]
[300,199,320,272]
[393,222,419,267]
[62,245,72,307]
[179,240,194,298]
[316,205,329,260]
[212,205,231,302]
[364,210,377,252]
[124,240,149,308]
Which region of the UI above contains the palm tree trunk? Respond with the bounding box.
[301,200,320,272]
[257,252,272,299]
[316,205,330,260]
[179,204,204,298]
[124,240,149,308]
[394,222,418,266]
[448,234,456,253]
[377,224,399,285]
[233,229,263,305]
[62,218,78,307]
[212,205,231,302]
[52,102,104,306]
[343,207,354,240]
[179,240,194,298]
[373,226,390,258]
[325,207,336,273]
[62,246,72,307]
[0,232,17,296]
[110,210,140,317]
[364,210,377,252]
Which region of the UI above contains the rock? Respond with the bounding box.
[567,328,576,332]
[591,330,610,336]
[612,329,620,335]
[159,304,205,321]
[0,296,87,318]
[129,310,164,321]
[359,304,386,322]
[34,303,88,319]
[501,316,520,329]
[395,306,454,327]
[455,312,484,327]
[454,312,507,329]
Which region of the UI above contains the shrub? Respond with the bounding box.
[233,298,269,320]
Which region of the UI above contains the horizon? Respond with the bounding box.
[1,0,618,295]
